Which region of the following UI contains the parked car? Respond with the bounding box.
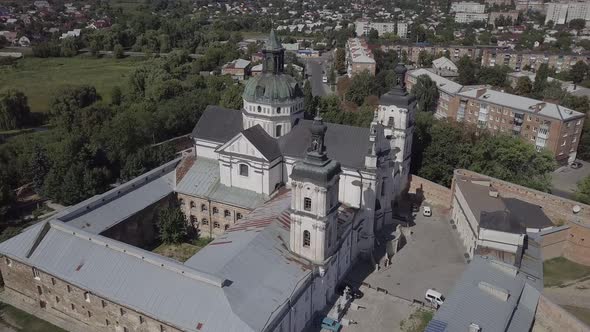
[425,289,445,308]
[423,206,432,217]
[321,317,341,331]
[336,283,364,299]
[322,75,328,83]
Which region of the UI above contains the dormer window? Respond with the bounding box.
[239,164,249,176]
[304,197,312,211]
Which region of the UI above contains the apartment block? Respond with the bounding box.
[450,1,486,13]
[455,12,489,23]
[545,2,570,24]
[397,22,408,39]
[354,20,408,38]
[480,49,590,72]
[545,1,590,25]
[406,69,585,163]
[383,44,486,65]
[346,38,376,77]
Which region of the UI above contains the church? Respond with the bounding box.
[0,31,416,332]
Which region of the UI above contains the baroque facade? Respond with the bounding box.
[0,31,416,332]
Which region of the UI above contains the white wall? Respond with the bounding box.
[479,229,524,254]
[195,139,220,160]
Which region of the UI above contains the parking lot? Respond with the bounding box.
[347,205,467,303]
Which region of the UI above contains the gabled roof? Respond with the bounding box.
[236,125,282,161]
[192,106,243,144]
[278,120,370,169]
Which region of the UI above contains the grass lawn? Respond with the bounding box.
[400,308,434,332]
[563,305,590,326]
[153,242,204,262]
[0,302,66,332]
[544,257,590,287]
[0,56,144,113]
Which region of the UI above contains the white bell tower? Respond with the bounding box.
[289,113,341,264]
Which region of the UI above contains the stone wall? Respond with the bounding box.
[563,221,590,266]
[407,174,452,207]
[535,227,569,261]
[100,194,174,250]
[533,294,589,332]
[0,258,182,332]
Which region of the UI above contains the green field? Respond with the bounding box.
[544,257,590,287]
[0,56,144,113]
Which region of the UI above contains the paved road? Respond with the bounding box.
[551,160,590,199]
[306,58,331,97]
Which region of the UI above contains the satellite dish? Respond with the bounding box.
[573,205,581,214]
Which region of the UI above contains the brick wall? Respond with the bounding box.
[407,174,452,207]
[563,221,590,266]
[534,294,590,332]
[0,258,181,332]
[536,227,569,261]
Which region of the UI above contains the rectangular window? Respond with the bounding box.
[55,296,60,303]
[84,292,90,302]
[161,325,167,332]
[51,278,56,285]
[71,303,75,311]
[105,319,110,326]
[37,285,42,295]
[87,311,92,318]
[32,267,40,280]
[67,285,71,293]
[304,198,312,211]
[101,300,107,308]
[123,327,128,332]
[120,308,125,316]
[140,316,144,324]
[5,257,11,267]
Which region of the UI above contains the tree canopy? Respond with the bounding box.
[411,75,439,112]
[157,205,188,244]
[0,89,31,131]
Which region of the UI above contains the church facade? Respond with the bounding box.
[0,31,416,332]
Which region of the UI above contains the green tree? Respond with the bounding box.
[49,85,101,130]
[575,175,590,204]
[220,84,244,110]
[411,75,439,112]
[542,80,565,101]
[570,61,588,84]
[569,19,586,32]
[533,63,549,97]
[515,76,533,96]
[157,205,188,244]
[111,86,123,106]
[417,50,434,68]
[335,48,346,74]
[303,80,316,117]
[368,29,379,43]
[457,55,477,85]
[345,71,378,106]
[29,145,50,193]
[60,37,78,57]
[114,44,125,59]
[0,172,14,221]
[0,89,30,130]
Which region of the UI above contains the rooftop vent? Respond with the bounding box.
[469,323,482,332]
[478,281,510,302]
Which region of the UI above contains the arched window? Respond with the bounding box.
[257,105,262,113]
[224,224,230,230]
[303,230,311,247]
[239,164,249,176]
[304,197,312,211]
[213,207,219,214]
[190,201,196,209]
[275,125,282,137]
[236,213,243,220]
[224,210,231,218]
[202,218,209,225]
[276,107,281,114]
[201,204,207,212]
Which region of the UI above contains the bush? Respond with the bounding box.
[157,205,188,244]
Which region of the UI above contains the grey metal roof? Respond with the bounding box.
[278,120,370,169]
[175,157,268,210]
[241,125,282,161]
[185,190,313,331]
[192,105,243,143]
[456,180,553,233]
[427,255,541,332]
[51,159,180,234]
[379,87,417,108]
[0,221,255,332]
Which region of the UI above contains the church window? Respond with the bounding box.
[257,106,262,113]
[303,230,311,247]
[202,218,209,225]
[224,210,231,218]
[213,207,219,214]
[32,267,40,279]
[277,107,281,114]
[237,213,243,220]
[214,222,220,229]
[239,164,249,176]
[190,201,196,209]
[304,197,312,211]
[224,224,230,230]
[201,204,207,212]
[275,125,282,137]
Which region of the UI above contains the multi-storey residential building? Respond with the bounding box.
[355,19,407,38]
[457,88,585,163]
[383,44,488,65]
[450,1,486,13]
[455,12,489,23]
[545,1,590,24]
[484,0,512,6]
[407,69,585,163]
[480,48,590,72]
[346,38,376,77]
[516,0,545,11]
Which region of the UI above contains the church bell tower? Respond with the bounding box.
[289,113,341,264]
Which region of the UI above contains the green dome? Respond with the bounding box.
[242,73,303,104]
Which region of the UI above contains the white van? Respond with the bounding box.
[425,289,445,308]
[322,76,328,83]
[423,206,432,217]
